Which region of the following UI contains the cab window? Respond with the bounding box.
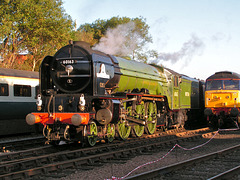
[224,80,239,90]
[206,79,240,90]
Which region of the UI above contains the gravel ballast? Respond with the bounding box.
[53,129,240,180]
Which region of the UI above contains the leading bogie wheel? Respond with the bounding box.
[107,124,115,143]
[87,122,98,146]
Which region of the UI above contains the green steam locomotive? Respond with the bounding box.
[26,41,204,145]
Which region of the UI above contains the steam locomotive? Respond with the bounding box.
[204,71,240,127]
[26,41,204,145]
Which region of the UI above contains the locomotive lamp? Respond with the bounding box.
[79,94,86,111]
[36,95,42,111]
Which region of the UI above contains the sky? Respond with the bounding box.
[62,0,240,80]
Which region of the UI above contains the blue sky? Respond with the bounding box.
[63,0,240,80]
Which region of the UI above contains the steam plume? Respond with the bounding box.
[151,34,205,65]
[93,22,140,56]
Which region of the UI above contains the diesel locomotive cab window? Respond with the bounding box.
[0,83,9,96]
[206,79,240,90]
[14,85,31,97]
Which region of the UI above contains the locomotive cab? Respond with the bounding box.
[205,71,240,127]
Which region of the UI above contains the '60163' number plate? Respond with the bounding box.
[61,60,75,64]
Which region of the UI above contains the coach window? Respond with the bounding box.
[0,83,9,96]
[14,85,31,97]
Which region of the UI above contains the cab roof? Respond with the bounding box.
[206,71,240,80]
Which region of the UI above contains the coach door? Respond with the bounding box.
[179,78,191,109]
[173,75,180,109]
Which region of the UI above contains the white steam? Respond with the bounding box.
[93,22,205,67]
[93,22,140,56]
[150,34,205,65]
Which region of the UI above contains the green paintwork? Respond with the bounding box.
[180,78,191,109]
[114,57,193,110]
[115,57,166,95]
[173,76,180,109]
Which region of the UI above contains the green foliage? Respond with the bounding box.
[0,2,157,70]
[0,0,74,71]
[77,16,152,44]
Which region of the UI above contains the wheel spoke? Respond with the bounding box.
[133,125,144,137]
[87,122,98,146]
[145,102,157,134]
[117,121,131,140]
[107,124,115,143]
[132,103,145,137]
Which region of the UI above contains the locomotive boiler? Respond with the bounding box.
[204,71,240,127]
[26,41,204,145]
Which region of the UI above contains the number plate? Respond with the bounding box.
[61,60,75,64]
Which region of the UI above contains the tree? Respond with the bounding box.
[75,16,153,61]
[74,30,98,46]
[0,0,74,71]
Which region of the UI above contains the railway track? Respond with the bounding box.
[0,128,182,153]
[0,135,46,153]
[126,141,240,180]
[0,127,211,179]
